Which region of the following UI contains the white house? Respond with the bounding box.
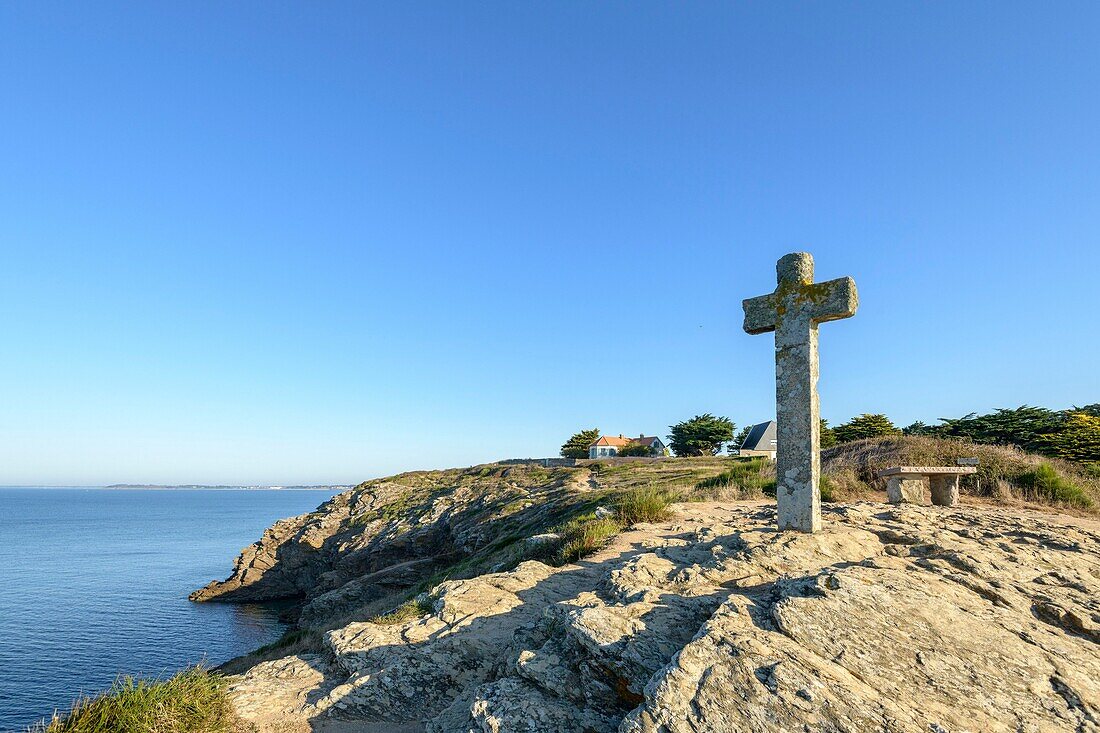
[588,434,668,458]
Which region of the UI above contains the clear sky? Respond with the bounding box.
[2,2,1098,486]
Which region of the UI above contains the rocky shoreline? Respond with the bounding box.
[192,460,1100,731]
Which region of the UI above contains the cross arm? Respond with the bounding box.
[743,293,778,334]
[807,276,858,323]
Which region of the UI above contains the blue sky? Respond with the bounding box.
[1,2,1098,485]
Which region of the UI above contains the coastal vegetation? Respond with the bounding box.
[30,667,238,733]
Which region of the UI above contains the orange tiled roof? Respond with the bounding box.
[589,435,634,448]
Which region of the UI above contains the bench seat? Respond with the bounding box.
[876,466,977,506]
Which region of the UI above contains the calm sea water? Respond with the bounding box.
[0,488,337,732]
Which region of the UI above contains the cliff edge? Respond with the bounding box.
[192,450,1100,731]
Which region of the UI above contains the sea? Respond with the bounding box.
[0,487,340,732]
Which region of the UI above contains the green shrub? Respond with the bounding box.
[819,476,837,503]
[615,487,673,524]
[1045,413,1100,463]
[1018,463,1093,508]
[556,517,623,564]
[32,667,236,733]
[370,595,437,625]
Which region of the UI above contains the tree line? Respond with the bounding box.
[817,404,1099,464]
[560,403,1100,465]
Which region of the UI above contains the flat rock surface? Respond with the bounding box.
[230,501,1100,732]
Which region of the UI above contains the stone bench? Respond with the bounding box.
[876,466,978,507]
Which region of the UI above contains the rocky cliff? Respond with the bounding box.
[194,455,1100,732]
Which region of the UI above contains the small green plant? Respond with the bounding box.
[556,516,623,564]
[1018,463,1093,508]
[819,476,837,503]
[31,666,236,733]
[615,487,673,524]
[370,594,437,625]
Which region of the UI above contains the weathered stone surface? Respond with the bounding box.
[230,500,1100,732]
[886,475,926,504]
[930,474,960,506]
[879,467,976,507]
[879,466,979,476]
[743,252,858,533]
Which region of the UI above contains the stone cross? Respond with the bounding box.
[743,252,858,532]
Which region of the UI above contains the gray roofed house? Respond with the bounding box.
[738,420,778,460]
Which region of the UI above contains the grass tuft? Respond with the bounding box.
[556,516,623,564]
[30,666,237,733]
[615,487,674,524]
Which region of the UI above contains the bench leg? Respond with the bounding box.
[930,475,960,507]
[886,476,925,504]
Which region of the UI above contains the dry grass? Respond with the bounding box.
[29,667,241,733]
[822,436,1098,511]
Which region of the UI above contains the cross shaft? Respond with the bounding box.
[742,252,858,533]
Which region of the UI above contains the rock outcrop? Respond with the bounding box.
[189,464,598,619]
[227,500,1100,732]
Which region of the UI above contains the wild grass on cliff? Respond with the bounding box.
[555,516,623,563]
[30,666,240,733]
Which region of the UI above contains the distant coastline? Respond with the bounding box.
[103,484,351,491]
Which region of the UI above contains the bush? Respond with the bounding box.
[556,517,623,563]
[1018,463,1093,508]
[819,476,837,503]
[1045,413,1100,463]
[370,595,437,625]
[615,487,673,524]
[32,667,236,733]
